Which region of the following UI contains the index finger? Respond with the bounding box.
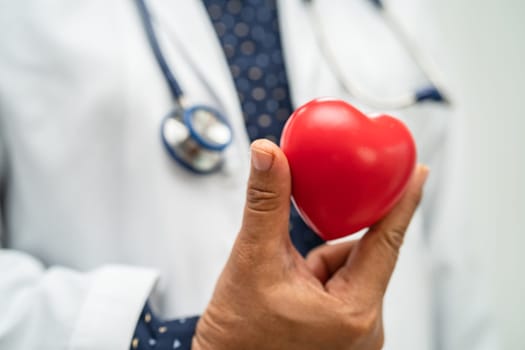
[329,165,429,301]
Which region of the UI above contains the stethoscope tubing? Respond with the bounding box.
[135,0,184,101]
[304,0,451,109]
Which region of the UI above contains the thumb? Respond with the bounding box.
[238,139,292,247]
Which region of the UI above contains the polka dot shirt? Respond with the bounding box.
[131,1,324,348]
[131,303,198,349]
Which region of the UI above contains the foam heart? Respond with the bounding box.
[280,98,417,240]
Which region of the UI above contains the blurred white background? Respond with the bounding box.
[425,0,525,348]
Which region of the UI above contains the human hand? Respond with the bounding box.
[192,139,429,350]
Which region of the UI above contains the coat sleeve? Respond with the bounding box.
[421,107,500,350]
[0,125,159,350]
[0,3,163,349]
[0,252,159,350]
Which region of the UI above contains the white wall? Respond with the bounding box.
[426,0,525,348]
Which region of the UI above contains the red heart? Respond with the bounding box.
[280,98,417,240]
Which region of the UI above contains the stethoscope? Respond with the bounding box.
[304,0,451,109]
[136,0,233,174]
[136,0,449,174]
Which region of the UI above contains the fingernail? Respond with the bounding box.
[251,140,274,171]
[419,165,430,184]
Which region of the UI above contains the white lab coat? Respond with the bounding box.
[0,0,497,349]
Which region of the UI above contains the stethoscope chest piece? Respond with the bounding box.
[161,105,233,174]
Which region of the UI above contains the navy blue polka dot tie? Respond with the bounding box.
[204,0,292,143]
[203,0,325,256]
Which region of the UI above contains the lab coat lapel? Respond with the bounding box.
[277,0,348,108]
[279,0,433,112]
[277,0,323,107]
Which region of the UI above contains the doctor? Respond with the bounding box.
[0,0,497,349]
